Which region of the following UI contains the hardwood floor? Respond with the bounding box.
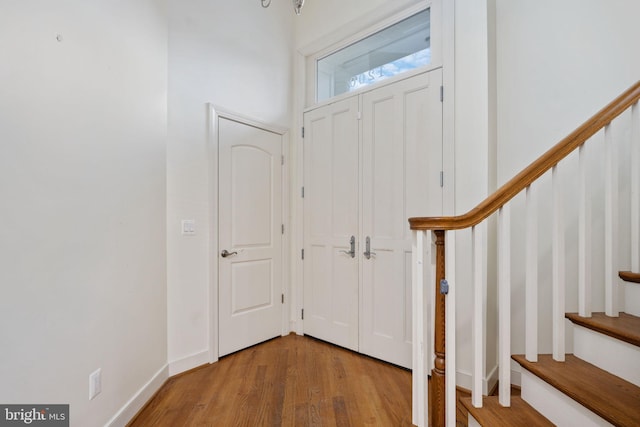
[456,385,521,427]
[128,334,414,426]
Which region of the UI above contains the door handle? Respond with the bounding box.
[364,236,376,260]
[340,236,356,258]
[221,249,238,258]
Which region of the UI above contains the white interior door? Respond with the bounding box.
[303,96,360,351]
[360,70,443,368]
[218,116,283,357]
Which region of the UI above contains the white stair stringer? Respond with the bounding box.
[572,324,640,387]
[520,369,614,427]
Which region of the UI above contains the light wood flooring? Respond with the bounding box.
[128,334,415,426]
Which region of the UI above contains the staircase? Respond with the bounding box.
[409,81,640,427]
[462,306,640,426]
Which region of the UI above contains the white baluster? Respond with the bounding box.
[445,231,457,426]
[412,230,426,427]
[498,205,511,407]
[632,103,640,272]
[472,224,484,407]
[579,143,592,317]
[525,185,538,362]
[552,165,566,361]
[605,124,620,317]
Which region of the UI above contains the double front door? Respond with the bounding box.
[303,70,443,368]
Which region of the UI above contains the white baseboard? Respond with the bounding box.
[169,350,211,376]
[289,319,301,335]
[511,367,522,388]
[485,364,499,393]
[106,351,210,427]
[106,364,169,427]
[455,364,499,396]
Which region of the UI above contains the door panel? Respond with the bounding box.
[303,97,360,351]
[218,117,283,357]
[360,70,443,368]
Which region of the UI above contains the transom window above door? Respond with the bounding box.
[316,8,430,102]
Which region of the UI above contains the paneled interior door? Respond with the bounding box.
[218,116,283,357]
[303,69,443,368]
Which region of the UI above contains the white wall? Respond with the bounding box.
[452,0,497,392]
[166,0,293,372]
[0,1,168,426]
[294,0,395,49]
[495,0,640,363]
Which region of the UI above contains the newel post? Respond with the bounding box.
[431,230,446,426]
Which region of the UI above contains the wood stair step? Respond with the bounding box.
[565,312,640,347]
[459,396,553,426]
[620,271,640,283]
[512,354,640,427]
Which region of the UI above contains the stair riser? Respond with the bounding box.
[468,415,482,427]
[573,324,640,387]
[521,370,613,427]
[624,282,640,316]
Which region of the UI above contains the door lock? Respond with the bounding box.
[340,236,356,258]
[364,236,376,259]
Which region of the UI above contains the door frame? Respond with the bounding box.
[291,0,454,332]
[207,104,290,363]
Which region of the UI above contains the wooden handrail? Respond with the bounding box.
[409,80,640,231]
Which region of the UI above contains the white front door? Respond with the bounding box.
[303,70,443,368]
[303,96,360,351]
[360,70,443,367]
[218,116,283,357]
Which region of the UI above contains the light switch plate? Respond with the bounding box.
[181,220,196,236]
[89,368,102,400]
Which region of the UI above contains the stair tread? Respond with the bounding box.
[512,354,640,427]
[620,271,640,283]
[460,396,553,426]
[565,312,640,347]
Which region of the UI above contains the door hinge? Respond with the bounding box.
[301,309,305,320]
[281,294,284,304]
[357,111,362,120]
[282,224,285,235]
[440,85,444,102]
[440,279,449,295]
[301,187,305,198]
[301,127,305,138]
[301,249,305,260]
[281,155,284,166]
[440,171,444,187]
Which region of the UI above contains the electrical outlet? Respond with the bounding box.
[89,368,102,400]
